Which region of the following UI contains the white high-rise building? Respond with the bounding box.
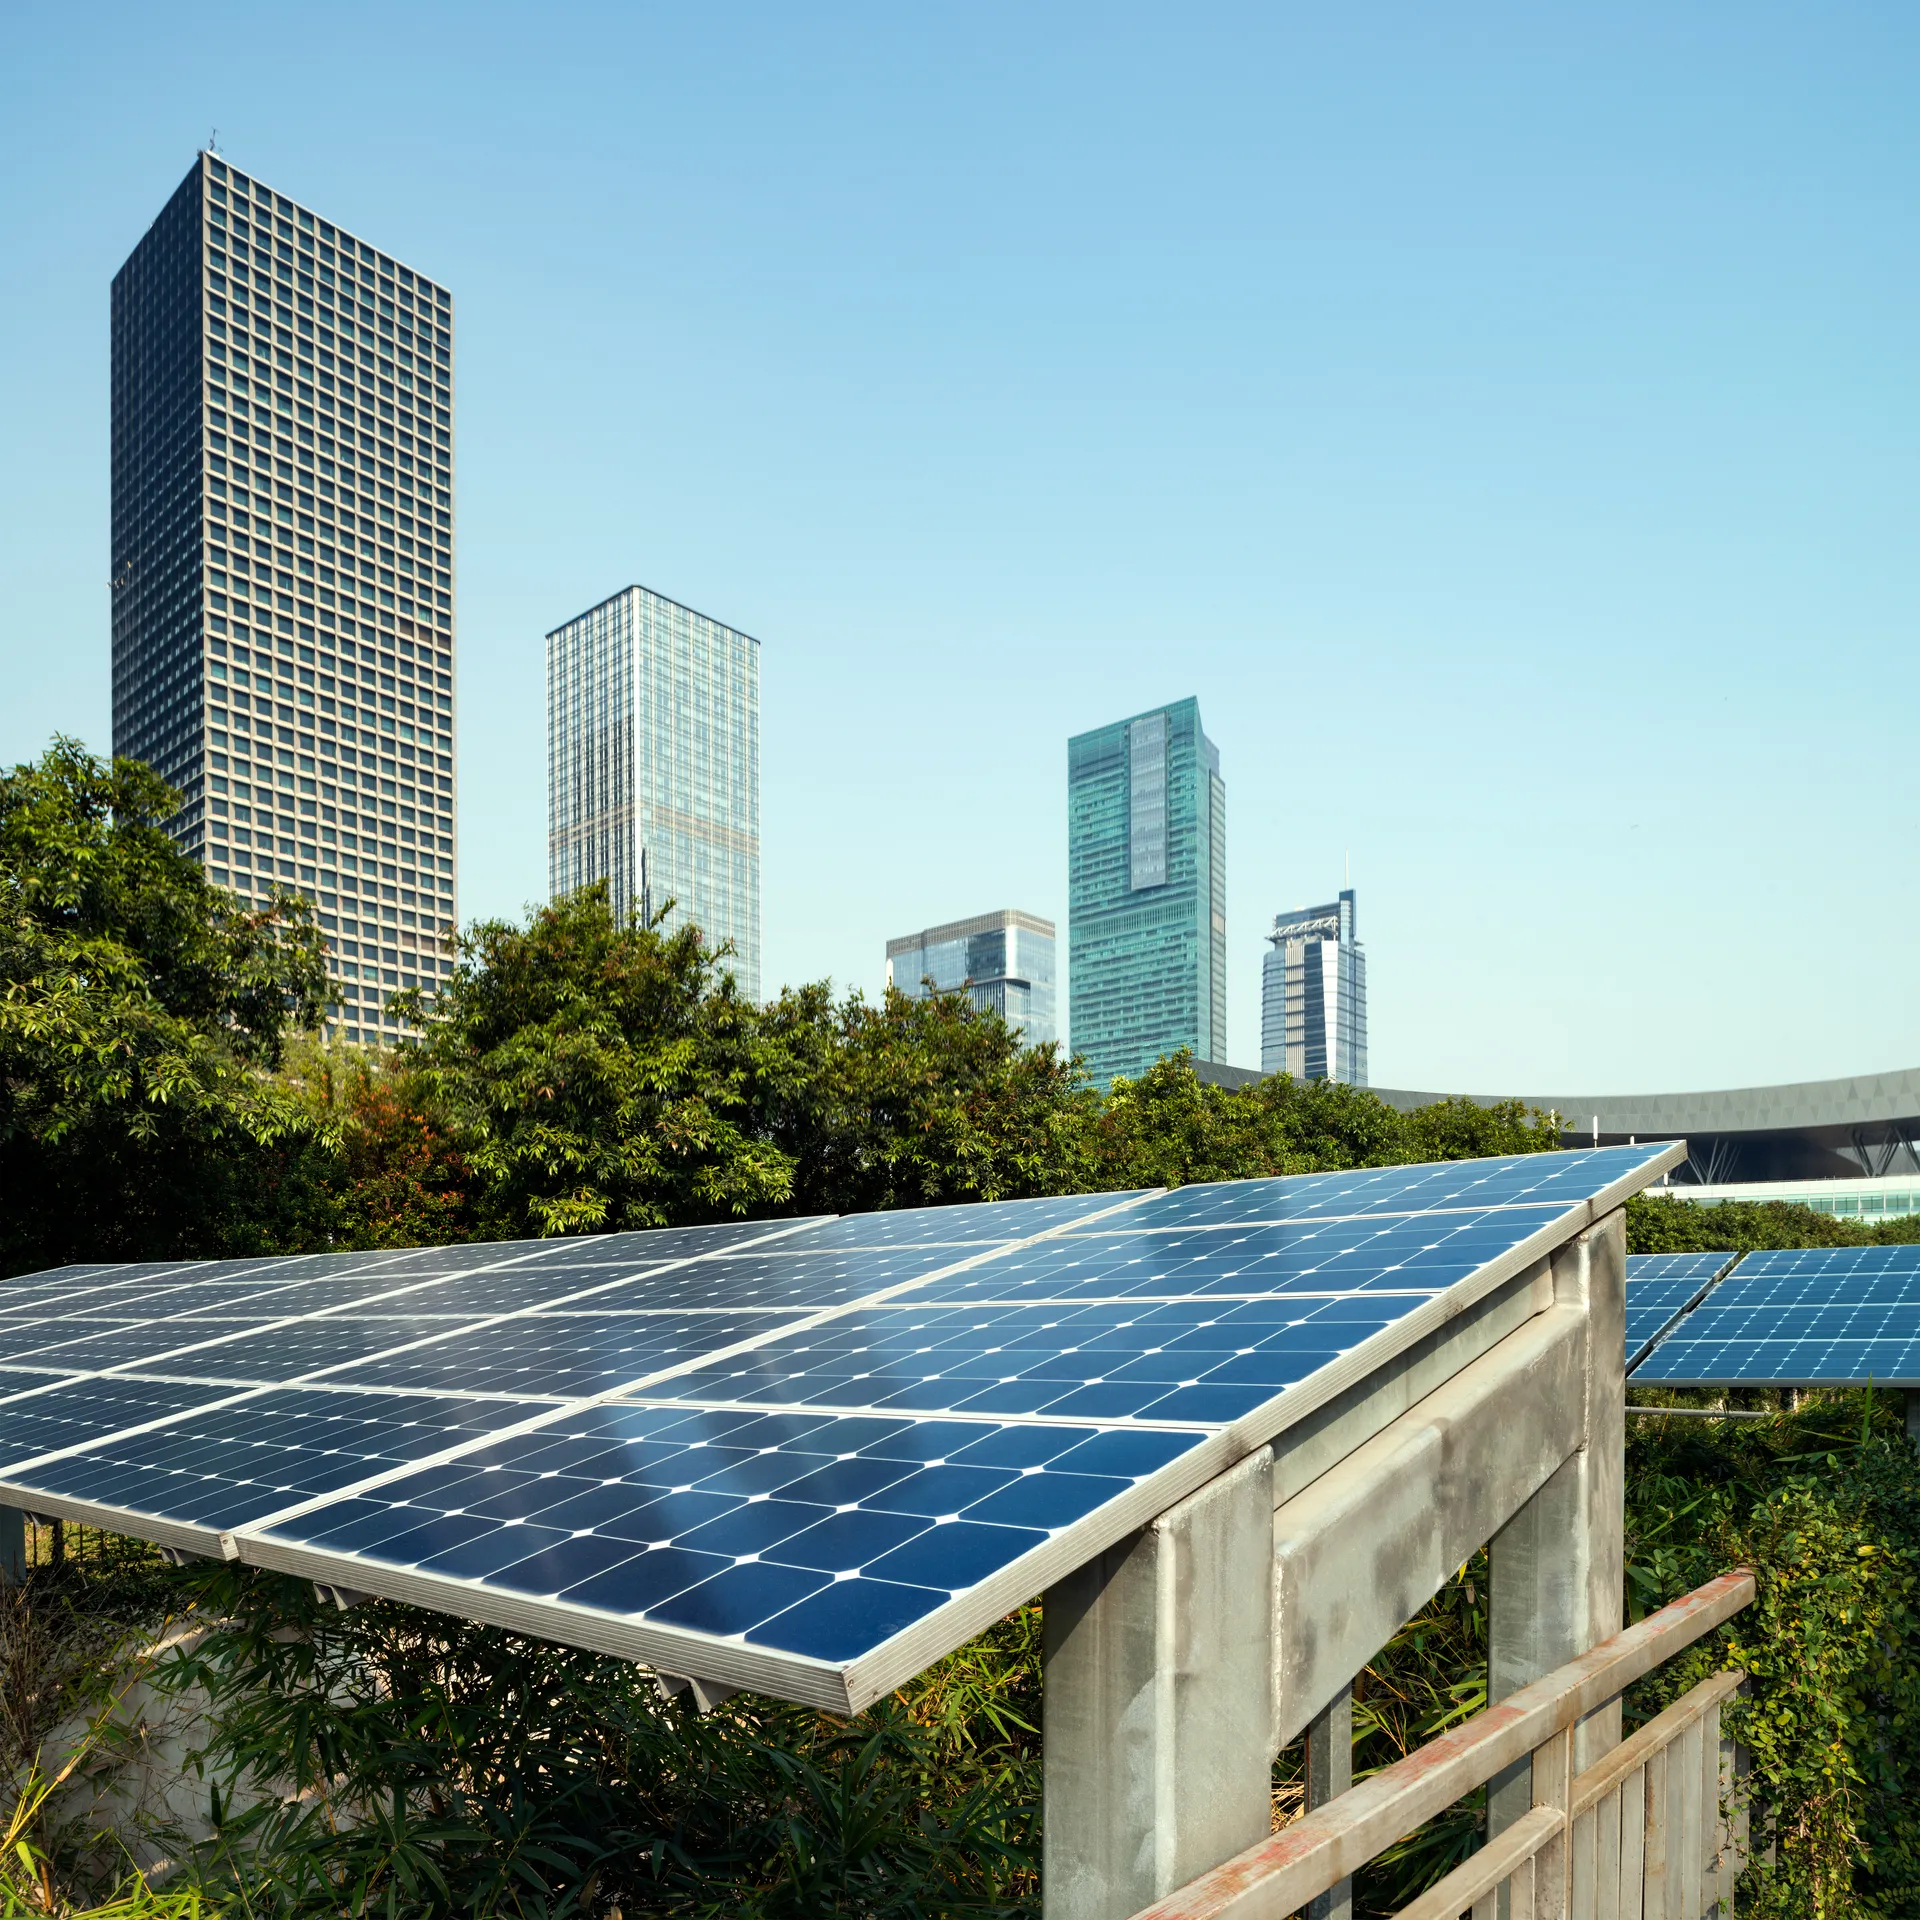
[546,585,761,1000]
[1261,888,1367,1084]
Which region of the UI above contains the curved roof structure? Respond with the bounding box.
[1194,1063,1920,1184]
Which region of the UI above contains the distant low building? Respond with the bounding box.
[885,910,1057,1048]
[1261,888,1367,1085]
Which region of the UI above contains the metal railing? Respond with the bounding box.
[1129,1569,1755,1920]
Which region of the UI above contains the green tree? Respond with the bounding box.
[0,740,329,1276]
[398,885,793,1239]
[753,982,1097,1216]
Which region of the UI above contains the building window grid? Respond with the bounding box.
[115,154,457,1047]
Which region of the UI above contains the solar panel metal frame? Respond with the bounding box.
[0,1146,1682,1713]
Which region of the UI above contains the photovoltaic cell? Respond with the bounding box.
[1626,1252,1738,1284]
[0,1388,547,1537]
[907,1210,1570,1306]
[0,1144,1678,1710]
[256,1401,1209,1665]
[0,1377,247,1471]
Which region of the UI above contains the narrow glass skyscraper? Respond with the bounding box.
[1067,698,1226,1087]
[112,153,457,1044]
[1261,889,1368,1085]
[547,585,761,1001]
[885,910,1057,1047]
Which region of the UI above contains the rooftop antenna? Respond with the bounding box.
[1344,848,1350,888]
[207,127,220,154]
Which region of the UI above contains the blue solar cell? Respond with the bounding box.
[255,1399,1213,1662]
[1102,1146,1664,1229]
[0,1388,547,1535]
[904,1211,1550,1306]
[785,1193,1142,1250]
[1626,1252,1737,1283]
[1635,1335,1920,1387]
[0,1377,248,1471]
[310,1309,806,1397]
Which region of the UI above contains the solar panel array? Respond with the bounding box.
[1632,1241,1920,1387]
[0,1145,1671,1711]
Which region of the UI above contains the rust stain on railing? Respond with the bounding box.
[1126,1569,1755,1920]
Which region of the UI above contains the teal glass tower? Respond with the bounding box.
[1067,698,1226,1087]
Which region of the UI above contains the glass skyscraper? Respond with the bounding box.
[1067,698,1226,1087]
[885,910,1057,1048]
[547,585,761,1002]
[1261,889,1368,1085]
[111,153,457,1044]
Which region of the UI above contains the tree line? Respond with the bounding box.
[1,740,1567,1278]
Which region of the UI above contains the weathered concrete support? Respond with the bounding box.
[1043,1447,1275,1920]
[1305,1683,1354,1920]
[1270,1302,1586,1747]
[1906,1389,1920,1452]
[1488,1212,1626,1848]
[0,1506,23,1584]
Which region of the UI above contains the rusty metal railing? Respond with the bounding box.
[1127,1569,1755,1920]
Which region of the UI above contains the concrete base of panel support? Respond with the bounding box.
[1907,1388,1920,1452]
[1489,1214,1627,1851]
[0,1506,23,1584]
[1043,1446,1275,1920]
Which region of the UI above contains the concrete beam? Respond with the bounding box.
[0,1506,23,1584]
[1043,1446,1275,1920]
[1489,1211,1627,1848]
[1270,1300,1587,1748]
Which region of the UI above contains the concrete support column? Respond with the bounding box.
[1487,1212,1626,1849]
[1305,1683,1354,1920]
[1905,1389,1920,1452]
[1043,1447,1275,1920]
[0,1507,24,1585]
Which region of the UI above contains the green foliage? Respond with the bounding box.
[114,1562,1042,1920]
[398,887,793,1239]
[0,741,330,1275]
[1621,1395,1920,1917]
[753,983,1097,1216]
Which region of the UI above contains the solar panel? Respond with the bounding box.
[1631,1241,1920,1385]
[0,1146,1676,1711]
[1623,1250,1740,1369]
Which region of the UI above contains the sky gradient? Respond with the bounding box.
[3,4,1916,1096]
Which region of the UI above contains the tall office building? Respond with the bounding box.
[547,586,761,1001]
[1261,889,1368,1085]
[1067,698,1226,1087]
[111,153,457,1045]
[885,910,1057,1048]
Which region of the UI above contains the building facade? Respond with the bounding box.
[885,910,1057,1048]
[112,153,457,1045]
[1260,889,1367,1085]
[547,585,761,1001]
[1067,698,1226,1087]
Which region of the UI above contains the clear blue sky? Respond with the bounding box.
[4,4,1916,1096]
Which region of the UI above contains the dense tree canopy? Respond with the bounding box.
[0,741,329,1274]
